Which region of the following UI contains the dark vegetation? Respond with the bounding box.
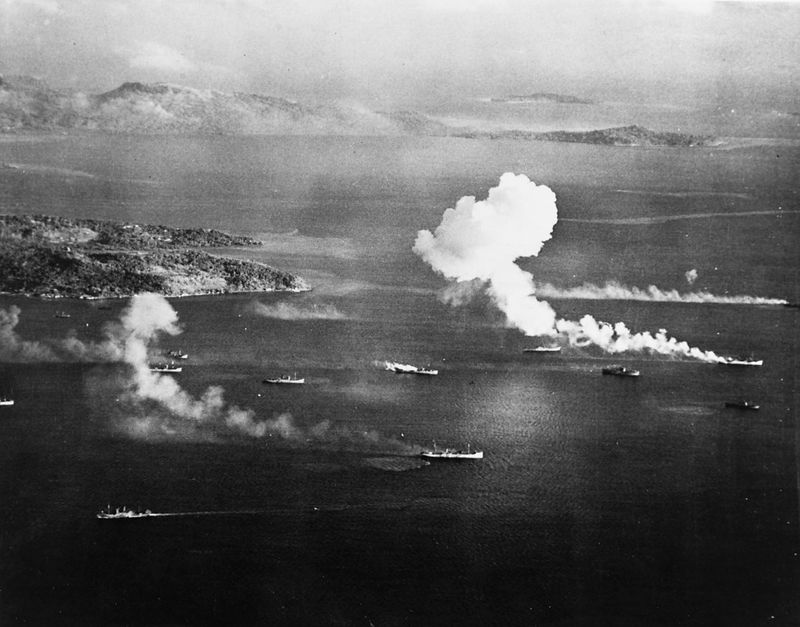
[0,214,305,298]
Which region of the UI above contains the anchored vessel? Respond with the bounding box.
[149,362,182,373]
[522,346,561,353]
[0,397,14,406]
[166,350,188,360]
[263,374,305,384]
[421,442,483,460]
[54,311,71,318]
[97,506,154,519]
[602,365,640,377]
[724,401,760,410]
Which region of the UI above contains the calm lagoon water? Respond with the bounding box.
[0,131,797,625]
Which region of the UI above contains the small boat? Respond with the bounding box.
[0,397,14,406]
[263,374,305,384]
[149,362,182,373]
[54,311,71,319]
[166,350,189,360]
[97,506,154,520]
[522,346,561,353]
[421,442,483,460]
[718,356,763,367]
[602,365,640,377]
[724,401,760,410]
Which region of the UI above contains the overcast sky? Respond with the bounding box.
[1,0,798,106]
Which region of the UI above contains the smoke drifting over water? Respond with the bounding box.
[251,412,417,454]
[82,293,262,439]
[106,295,415,450]
[248,300,348,320]
[555,316,723,362]
[0,306,59,362]
[1,295,416,450]
[0,304,124,362]
[536,281,786,305]
[414,173,736,363]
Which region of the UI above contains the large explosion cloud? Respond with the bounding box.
[414,172,559,337]
[414,173,727,362]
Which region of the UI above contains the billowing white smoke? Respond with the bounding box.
[413,172,558,336]
[383,361,419,373]
[107,295,413,446]
[414,173,732,363]
[1,297,420,449]
[555,316,723,362]
[0,306,59,361]
[535,281,786,305]
[109,293,265,438]
[685,268,698,285]
[0,304,126,362]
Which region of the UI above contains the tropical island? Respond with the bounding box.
[0,214,306,299]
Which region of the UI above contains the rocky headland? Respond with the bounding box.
[0,214,306,299]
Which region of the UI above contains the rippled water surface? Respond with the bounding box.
[0,133,797,625]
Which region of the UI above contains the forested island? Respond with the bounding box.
[0,214,306,299]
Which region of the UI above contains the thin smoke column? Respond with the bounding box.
[535,280,786,305]
[414,173,726,362]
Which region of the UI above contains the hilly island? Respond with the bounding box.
[0,76,711,147]
[0,214,306,299]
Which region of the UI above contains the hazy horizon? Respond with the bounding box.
[1,0,798,110]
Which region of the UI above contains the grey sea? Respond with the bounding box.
[0,126,798,625]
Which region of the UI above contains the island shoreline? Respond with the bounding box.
[0,214,308,300]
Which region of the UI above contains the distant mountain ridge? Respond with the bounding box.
[452,125,709,147]
[0,76,395,135]
[491,92,594,104]
[0,76,711,146]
